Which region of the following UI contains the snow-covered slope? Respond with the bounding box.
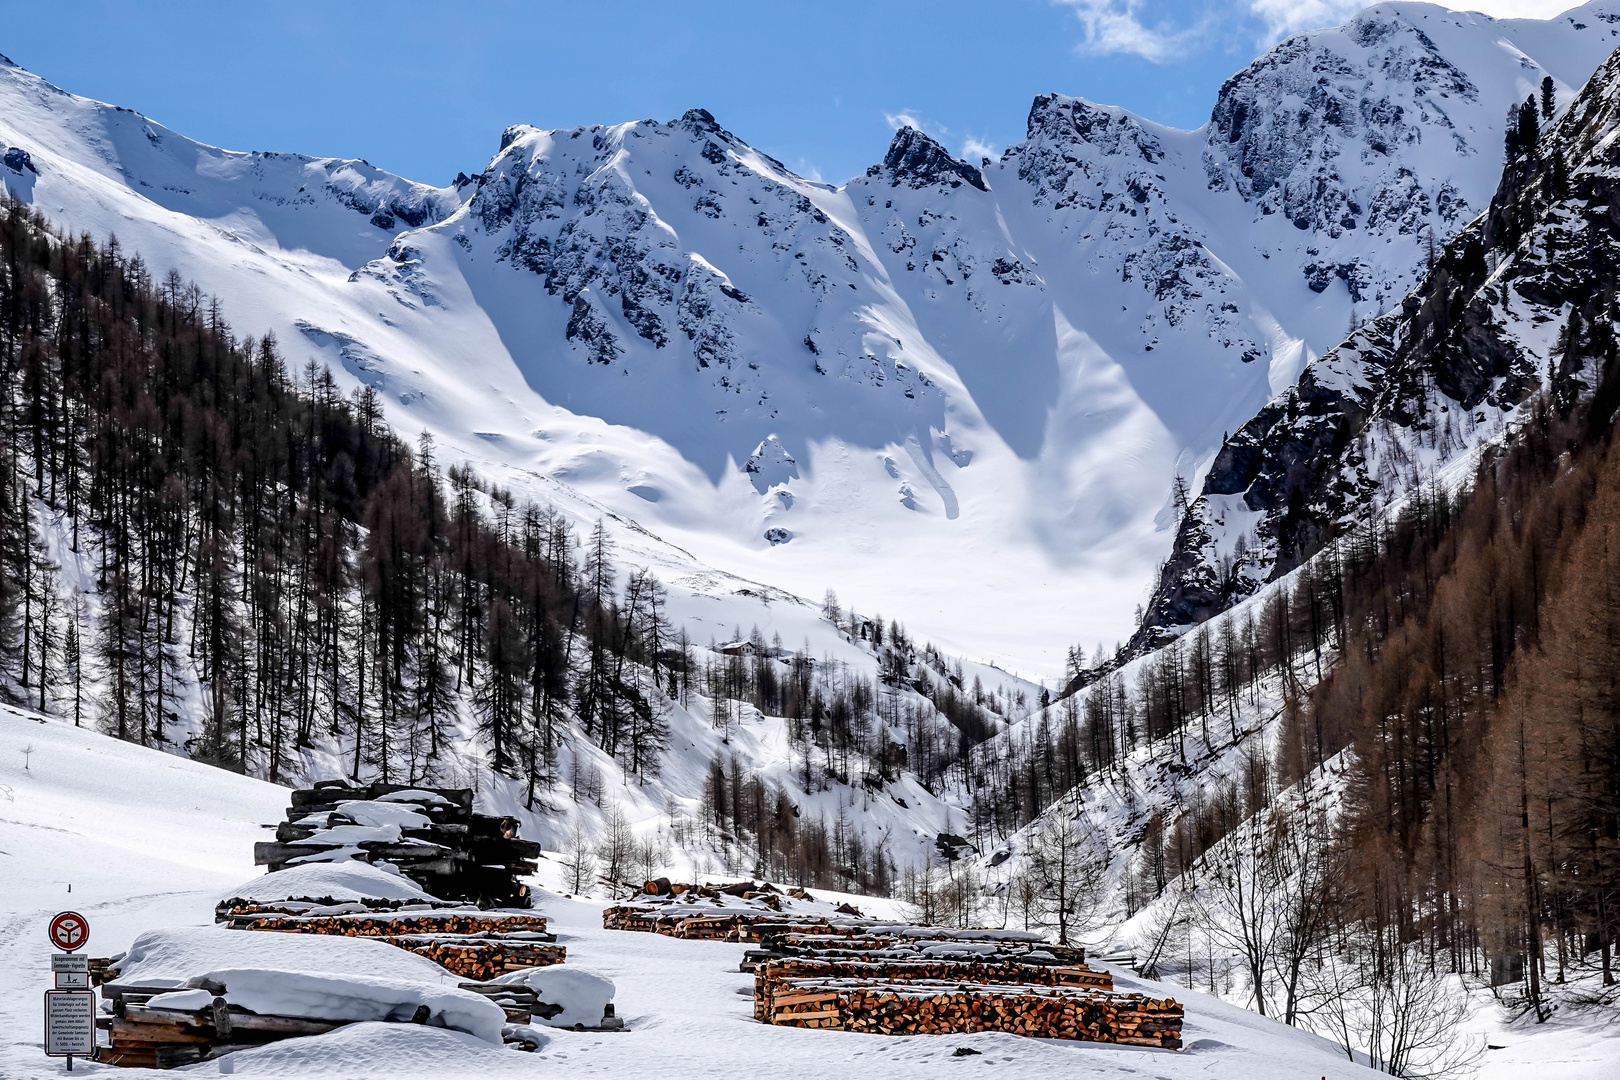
[3,4,1617,673]
[0,700,1392,1079]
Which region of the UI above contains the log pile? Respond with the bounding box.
[752,958,1113,1003]
[230,909,566,981]
[458,981,548,1024]
[235,911,552,938]
[756,972,1183,1047]
[214,897,463,925]
[602,905,837,941]
[253,780,540,907]
[603,877,1182,1049]
[741,928,1090,971]
[94,979,542,1067]
[372,936,566,980]
[748,936,1180,1046]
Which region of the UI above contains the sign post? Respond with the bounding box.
[44,912,93,1070]
[48,912,89,953]
[44,990,96,1063]
[52,954,90,990]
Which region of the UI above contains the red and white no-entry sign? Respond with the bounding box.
[47,912,89,953]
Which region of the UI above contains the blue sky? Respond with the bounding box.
[2,1,1572,186]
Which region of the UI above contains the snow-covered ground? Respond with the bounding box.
[0,700,1437,1079]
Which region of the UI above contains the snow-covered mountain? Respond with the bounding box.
[3,3,1616,673]
[1136,6,1620,647]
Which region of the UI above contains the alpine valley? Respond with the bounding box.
[3,4,1620,1078]
[5,3,1616,672]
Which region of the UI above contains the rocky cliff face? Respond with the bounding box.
[1133,33,1620,653]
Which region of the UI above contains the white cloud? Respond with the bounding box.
[884,110,925,132]
[1434,1,1585,16]
[961,136,999,163]
[1051,0,1207,62]
[1247,0,1363,39]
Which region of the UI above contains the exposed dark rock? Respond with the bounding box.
[871,126,986,192]
[3,146,36,174]
[1128,41,1620,657]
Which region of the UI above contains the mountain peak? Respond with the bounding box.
[1022,93,1163,163]
[870,126,986,191]
[499,124,537,151]
[681,107,719,130]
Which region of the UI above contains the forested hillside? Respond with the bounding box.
[1034,37,1620,1050]
[0,196,1037,891]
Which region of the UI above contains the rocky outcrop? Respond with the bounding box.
[872,126,986,191]
[1132,37,1620,653]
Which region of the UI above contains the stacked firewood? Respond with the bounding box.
[605,879,1182,1048]
[94,977,542,1067]
[253,780,540,907]
[235,911,552,937]
[371,936,565,980]
[602,905,835,941]
[757,972,1183,1047]
[214,896,463,926]
[750,937,1180,1046]
[229,909,566,981]
[602,879,845,942]
[754,958,1112,1017]
[741,928,1091,971]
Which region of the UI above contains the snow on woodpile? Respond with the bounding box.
[256,782,540,907]
[223,862,436,904]
[111,927,505,1042]
[494,968,615,1029]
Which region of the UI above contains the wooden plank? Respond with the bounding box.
[769,991,840,1007]
[775,1008,841,1021]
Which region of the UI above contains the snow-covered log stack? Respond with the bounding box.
[757,973,1183,1046]
[88,925,525,1067]
[96,974,544,1066]
[602,879,863,939]
[253,780,540,907]
[231,910,565,980]
[748,934,1179,1045]
[214,896,462,927]
[234,911,552,937]
[754,959,1112,1010]
[742,927,1090,971]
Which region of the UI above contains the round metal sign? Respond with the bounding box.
[47,911,89,952]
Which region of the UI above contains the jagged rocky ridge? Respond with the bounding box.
[3,6,1618,671]
[1133,33,1620,652]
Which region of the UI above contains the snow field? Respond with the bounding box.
[1,702,1385,1078]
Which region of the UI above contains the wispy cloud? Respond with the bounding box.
[1050,0,1208,62]
[883,110,925,132]
[961,136,999,163]
[1246,0,1362,41]
[1246,1,1575,48]
[1436,0,1586,17]
[788,157,825,183]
